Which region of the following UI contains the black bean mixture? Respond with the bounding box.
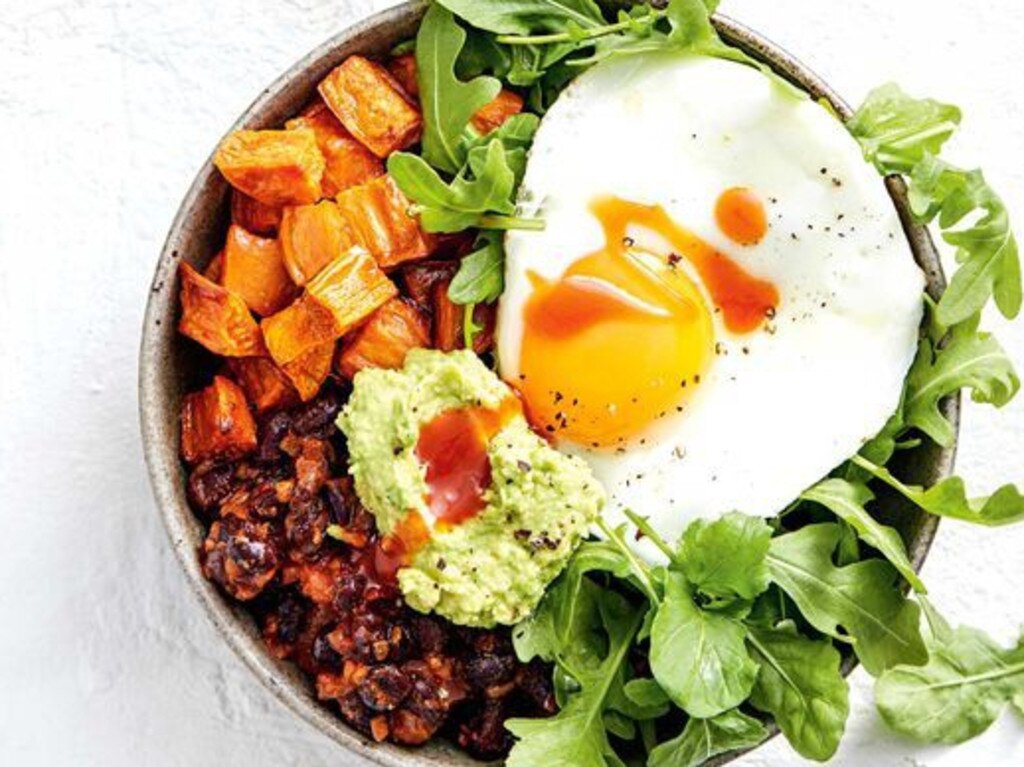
[190,385,556,758]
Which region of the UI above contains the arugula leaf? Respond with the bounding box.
[506,588,644,767]
[801,478,925,593]
[849,83,961,175]
[853,455,1024,527]
[677,512,772,602]
[911,156,1022,324]
[647,709,768,767]
[876,623,1024,744]
[623,678,671,710]
[850,84,1021,323]
[416,4,502,173]
[649,572,758,717]
[388,140,528,232]
[448,232,504,305]
[766,524,926,675]
[609,677,670,723]
[901,311,1019,448]
[436,0,607,36]
[465,111,540,182]
[747,621,850,761]
[579,0,750,67]
[456,27,513,79]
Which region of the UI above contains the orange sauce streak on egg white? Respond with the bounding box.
[715,186,768,247]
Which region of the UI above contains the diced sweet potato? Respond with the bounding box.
[204,251,224,283]
[335,175,433,269]
[401,260,458,307]
[281,341,335,401]
[262,294,340,367]
[338,297,430,378]
[305,245,398,331]
[286,102,384,196]
[432,278,496,354]
[387,53,419,98]
[231,191,283,237]
[222,225,298,316]
[279,201,356,286]
[214,129,325,207]
[178,263,265,357]
[227,356,299,413]
[180,375,257,463]
[471,89,524,135]
[318,55,422,158]
[262,246,396,368]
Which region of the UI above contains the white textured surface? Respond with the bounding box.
[0,1,1021,765]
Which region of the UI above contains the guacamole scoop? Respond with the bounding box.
[337,349,603,627]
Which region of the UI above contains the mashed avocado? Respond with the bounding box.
[337,349,603,627]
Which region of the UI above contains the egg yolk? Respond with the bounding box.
[517,196,778,448]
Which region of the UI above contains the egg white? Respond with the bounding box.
[497,53,925,561]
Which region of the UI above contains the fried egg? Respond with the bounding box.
[496,53,925,561]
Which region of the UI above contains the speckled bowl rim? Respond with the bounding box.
[139,3,958,765]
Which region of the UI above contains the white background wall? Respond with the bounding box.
[1,1,1022,764]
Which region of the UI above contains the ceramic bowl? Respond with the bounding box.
[139,2,957,764]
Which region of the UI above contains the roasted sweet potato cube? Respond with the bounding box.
[262,295,340,368]
[222,225,298,316]
[227,356,299,413]
[305,245,397,331]
[318,55,422,158]
[231,191,283,237]
[262,247,395,368]
[214,129,325,206]
[178,263,265,357]
[279,201,356,286]
[286,102,385,196]
[387,53,418,98]
[204,251,224,283]
[281,341,335,401]
[335,176,433,269]
[180,375,257,463]
[338,298,430,378]
[400,260,458,307]
[471,90,524,135]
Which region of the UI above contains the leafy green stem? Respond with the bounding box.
[495,13,665,46]
[850,454,917,498]
[477,213,546,230]
[623,509,677,562]
[596,517,659,603]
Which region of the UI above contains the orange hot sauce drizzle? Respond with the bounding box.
[591,196,777,334]
[715,186,768,248]
[375,397,521,577]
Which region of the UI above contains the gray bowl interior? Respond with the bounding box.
[139,3,957,766]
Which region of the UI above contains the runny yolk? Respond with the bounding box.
[715,187,768,246]
[517,196,778,449]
